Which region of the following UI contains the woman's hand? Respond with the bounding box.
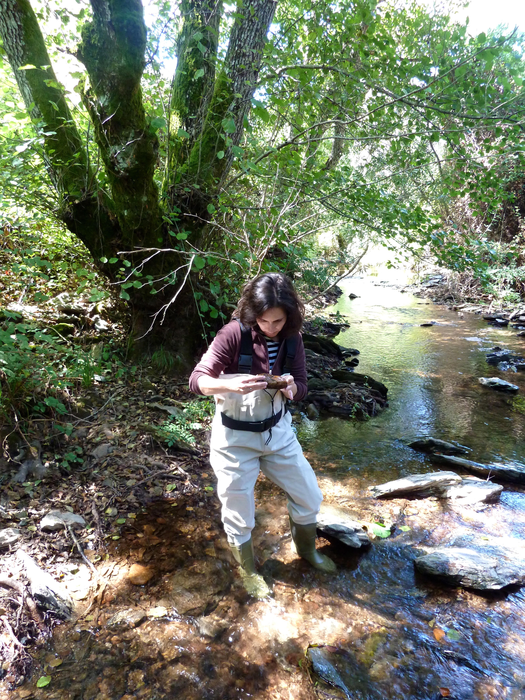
[280,374,297,400]
[197,374,267,396]
[227,374,268,395]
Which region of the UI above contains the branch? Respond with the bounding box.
[305,244,369,304]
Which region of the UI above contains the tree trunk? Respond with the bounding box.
[0,0,278,364]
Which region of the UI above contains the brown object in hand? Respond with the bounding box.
[260,373,288,389]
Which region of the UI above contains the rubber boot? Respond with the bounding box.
[289,517,337,573]
[229,538,271,599]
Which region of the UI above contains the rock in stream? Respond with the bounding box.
[369,472,502,504]
[316,504,371,548]
[415,539,525,590]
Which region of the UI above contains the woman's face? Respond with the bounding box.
[256,307,287,338]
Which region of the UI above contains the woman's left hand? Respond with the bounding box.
[280,374,297,400]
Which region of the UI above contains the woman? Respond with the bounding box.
[189,273,336,598]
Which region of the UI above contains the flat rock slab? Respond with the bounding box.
[316,504,371,548]
[442,477,503,504]
[369,471,461,499]
[431,453,525,485]
[415,542,525,590]
[408,437,470,455]
[40,511,86,531]
[370,472,503,504]
[479,377,519,392]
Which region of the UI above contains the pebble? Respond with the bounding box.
[127,564,155,585]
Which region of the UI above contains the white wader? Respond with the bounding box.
[210,374,323,546]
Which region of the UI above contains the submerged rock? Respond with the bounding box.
[316,505,371,548]
[415,541,525,590]
[430,453,525,485]
[168,558,230,615]
[408,437,470,455]
[307,645,381,700]
[486,349,524,366]
[331,371,388,396]
[478,377,519,392]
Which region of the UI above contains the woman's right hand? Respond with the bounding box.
[226,375,268,394]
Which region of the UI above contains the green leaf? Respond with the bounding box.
[207,203,216,214]
[177,128,190,139]
[150,116,166,131]
[446,629,461,640]
[216,150,225,160]
[221,117,236,134]
[367,522,391,538]
[194,68,205,79]
[36,676,52,688]
[399,525,411,532]
[193,256,206,270]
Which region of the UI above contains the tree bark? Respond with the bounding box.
[0,0,122,268]
[169,0,277,205]
[78,0,164,249]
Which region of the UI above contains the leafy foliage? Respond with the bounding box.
[155,399,214,448]
[0,0,524,348]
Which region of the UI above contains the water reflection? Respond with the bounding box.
[299,278,525,474]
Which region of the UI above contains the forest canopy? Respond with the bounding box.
[0,0,524,357]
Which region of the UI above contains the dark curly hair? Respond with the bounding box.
[233,273,304,337]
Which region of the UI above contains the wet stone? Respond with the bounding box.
[478,377,519,392]
[415,539,525,590]
[316,504,371,548]
[168,558,230,615]
[408,436,470,455]
[196,614,229,639]
[107,608,148,629]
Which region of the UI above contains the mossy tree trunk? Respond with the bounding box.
[0,0,276,363]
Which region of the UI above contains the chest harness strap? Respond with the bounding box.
[221,321,298,433]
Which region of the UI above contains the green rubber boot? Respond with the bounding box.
[289,517,337,573]
[229,538,271,599]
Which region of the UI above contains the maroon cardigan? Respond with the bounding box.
[188,320,308,401]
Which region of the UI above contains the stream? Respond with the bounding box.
[295,277,525,700]
[10,278,525,700]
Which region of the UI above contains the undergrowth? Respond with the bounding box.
[155,399,214,448]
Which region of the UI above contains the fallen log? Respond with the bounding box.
[430,454,525,485]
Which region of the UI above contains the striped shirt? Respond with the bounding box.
[265,338,280,371]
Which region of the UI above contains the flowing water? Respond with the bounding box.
[294,277,525,700]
